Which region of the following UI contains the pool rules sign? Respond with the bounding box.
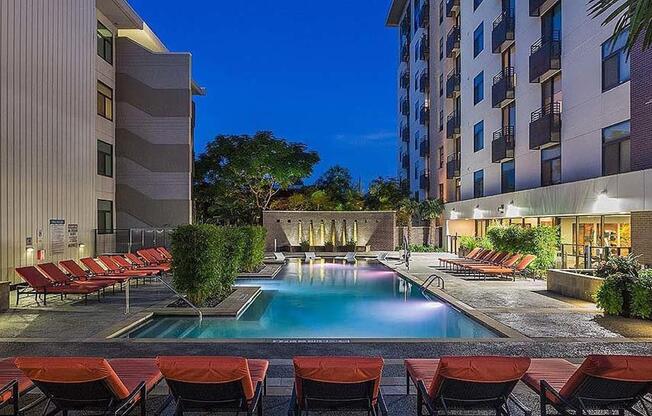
[49,219,65,255]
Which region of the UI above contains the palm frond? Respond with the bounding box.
[588,0,652,52]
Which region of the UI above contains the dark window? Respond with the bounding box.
[439,37,444,60]
[474,170,484,198]
[439,146,444,168]
[439,74,444,96]
[541,145,561,186]
[602,120,631,176]
[439,1,444,24]
[602,30,630,91]
[473,121,484,152]
[501,160,515,193]
[414,0,421,33]
[473,23,484,57]
[97,199,113,234]
[473,0,483,10]
[97,81,113,120]
[473,72,484,104]
[97,21,113,64]
[439,183,444,200]
[97,140,113,177]
[455,179,461,201]
[439,110,444,131]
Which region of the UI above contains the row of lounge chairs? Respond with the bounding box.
[439,247,537,280]
[0,355,650,416]
[14,247,172,305]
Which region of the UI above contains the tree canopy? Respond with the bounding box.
[588,0,652,53]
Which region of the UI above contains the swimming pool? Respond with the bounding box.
[125,260,498,339]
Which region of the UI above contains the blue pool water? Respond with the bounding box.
[126,260,498,339]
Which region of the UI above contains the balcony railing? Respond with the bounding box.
[401,126,410,143]
[529,31,561,83]
[446,111,460,139]
[492,126,515,163]
[419,35,430,60]
[446,70,460,98]
[446,25,460,58]
[419,1,429,28]
[419,71,429,93]
[446,0,460,17]
[401,99,409,116]
[419,105,430,125]
[530,102,562,150]
[492,67,516,108]
[402,153,410,169]
[420,172,430,189]
[492,9,515,53]
[530,0,555,16]
[401,43,409,63]
[400,71,410,89]
[420,139,430,157]
[446,154,461,179]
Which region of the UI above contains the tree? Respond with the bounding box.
[419,198,444,246]
[588,0,652,53]
[364,177,409,210]
[194,131,319,224]
[287,193,309,211]
[315,165,363,210]
[309,190,331,210]
[398,198,420,246]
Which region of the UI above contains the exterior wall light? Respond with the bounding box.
[497,204,505,214]
[473,205,483,219]
[450,209,459,220]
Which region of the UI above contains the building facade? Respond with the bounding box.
[0,0,203,283]
[387,0,652,266]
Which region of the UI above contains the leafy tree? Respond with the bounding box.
[365,177,409,210]
[588,0,652,53]
[418,198,444,246]
[287,193,309,211]
[309,189,331,210]
[315,165,362,209]
[194,131,319,224]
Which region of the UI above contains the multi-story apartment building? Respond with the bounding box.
[388,0,652,266]
[0,0,204,283]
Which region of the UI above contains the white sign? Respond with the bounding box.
[67,223,79,247]
[49,219,65,254]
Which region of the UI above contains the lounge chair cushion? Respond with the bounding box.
[156,356,260,400]
[405,359,440,391]
[0,358,33,403]
[108,358,163,394]
[522,358,579,398]
[428,356,531,398]
[293,356,384,402]
[15,357,131,400]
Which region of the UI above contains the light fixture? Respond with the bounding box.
[26,247,34,253]
[497,204,505,214]
[450,208,459,220]
[505,201,520,218]
[594,189,619,213]
[79,243,85,249]
[473,205,483,219]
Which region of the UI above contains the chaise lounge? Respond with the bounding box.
[15,266,105,305]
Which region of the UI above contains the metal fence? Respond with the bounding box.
[94,228,174,256]
[559,244,631,269]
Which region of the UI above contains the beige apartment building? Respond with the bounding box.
[387,0,652,266]
[0,0,203,283]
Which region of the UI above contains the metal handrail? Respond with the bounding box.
[422,274,445,291]
[155,276,203,323]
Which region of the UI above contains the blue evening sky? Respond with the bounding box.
[127,0,398,188]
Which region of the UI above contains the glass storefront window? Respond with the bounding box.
[603,215,631,248]
[578,216,602,247]
[524,218,538,228]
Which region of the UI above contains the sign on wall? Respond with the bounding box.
[67,223,78,248]
[49,219,65,255]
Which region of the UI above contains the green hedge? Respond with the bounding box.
[486,225,559,271]
[170,224,266,306]
[459,236,493,251]
[594,255,652,319]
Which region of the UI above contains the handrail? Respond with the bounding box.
[422,274,445,291]
[155,276,203,323]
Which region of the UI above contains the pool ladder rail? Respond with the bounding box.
[154,276,203,323]
[421,274,445,292]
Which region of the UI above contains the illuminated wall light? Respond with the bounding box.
[473,205,483,219]
[450,209,459,220]
[593,190,619,213]
[505,201,520,218]
[26,247,34,253]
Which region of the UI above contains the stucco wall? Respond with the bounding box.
[262,211,396,251]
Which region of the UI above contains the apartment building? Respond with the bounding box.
[387,0,652,266]
[0,0,203,283]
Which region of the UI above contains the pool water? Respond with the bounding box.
[126,260,498,339]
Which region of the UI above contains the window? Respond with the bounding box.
[439,146,444,168]
[439,1,444,24]
[501,160,515,193]
[602,120,631,176]
[473,72,484,105]
[415,130,420,150]
[473,0,483,10]
[474,170,484,198]
[97,199,113,234]
[415,71,419,90]
[439,110,444,131]
[97,21,113,64]
[97,140,113,177]
[541,145,561,186]
[473,23,484,57]
[439,183,445,200]
[439,37,444,60]
[97,81,113,120]
[602,30,630,91]
[439,74,444,96]
[415,101,420,121]
[414,0,421,33]
[455,179,461,201]
[473,121,484,152]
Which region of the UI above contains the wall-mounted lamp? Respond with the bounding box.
[497,204,505,214]
[79,243,85,249]
[26,247,34,253]
[450,208,459,220]
[473,205,483,219]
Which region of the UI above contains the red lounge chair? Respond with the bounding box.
[16,357,162,416]
[523,355,652,416]
[98,256,154,277]
[142,248,170,266]
[137,249,171,270]
[405,356,531,416]
[59,260,130,287]
[157,247,173,261]
[439,248,484,268]
[289,356,388,416]
[0,358,39,416]
[462,253,520,273]
[126,252,171,272]
[157,356,268,415]
[111,255,166,274]
[15,267,103,305]
[38,263,114,292]
[443,250,497,270]
[473,254,537,280]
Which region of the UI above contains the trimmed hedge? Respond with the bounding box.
[595,255,652,319]
[486,225,559,271]
[170,224,267,306]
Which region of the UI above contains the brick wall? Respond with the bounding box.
[631,211,652,265]
[630,42,652,171]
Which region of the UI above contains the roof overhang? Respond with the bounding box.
[386,0,408,27]
[96,0,143,29]
[192,81,206,96]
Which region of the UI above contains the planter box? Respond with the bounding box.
[547,269,603,302]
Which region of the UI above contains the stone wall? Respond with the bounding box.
[395,226,442,247]
[547,269,603,303]
[262,211,396,251]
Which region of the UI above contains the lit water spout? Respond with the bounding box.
[308,221,315,246]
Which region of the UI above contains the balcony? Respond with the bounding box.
[446,154,461,179]
[529,31,561,83]
[492,126,515,163]
[420,172,430,189]
[419,105,430,125]
[446,26,460,58]
[419,1,429,28]
[492,67,516,108]
[401,98,409,116]
[419,139,430,157]
[400,71,410,89]
[492,9,515,53]
[419,71,429,93]
[401,125,410,143]
[530,0,557,16]
[446,111,460,139]
[529,102,562,150]
[401,153,410,169]
[419,35,429,60]
[446,0,459,17]
[401,43,409,63]
[446,70,460,98]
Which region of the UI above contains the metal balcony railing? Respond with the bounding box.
[530,102,562,149]
[491,67,516,108]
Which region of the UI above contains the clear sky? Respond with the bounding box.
[127,0,399,187]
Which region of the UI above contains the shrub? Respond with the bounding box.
[324,241,334,251]
[630,269,652,319]
[595,253,642,278]
[409,244,444,253]
[215,227,246,290]
[595,273,628,316]
[239,226,266,272]
[299,240,311,251]
[459,236,493,251]
[486,225,559,271]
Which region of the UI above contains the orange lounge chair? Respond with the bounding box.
[523,355,652,416]
[439,248,484,268]
[142,248,170,266]
[456,252,511,272]
[289,356,387,416]
[443,250,499,270]
[157,356,268,415]
[111,255,167,274]
[472,254,536,280]
[405,356,531,416]
[156,247,173,261]
[136,250,171,272]
[462,253,520,273]
[15,357,163,416]
[59,260,130,287]
[15,267,104,305]
[38,263,115,292]
[98,256,155,277]
[0,358,39,416]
